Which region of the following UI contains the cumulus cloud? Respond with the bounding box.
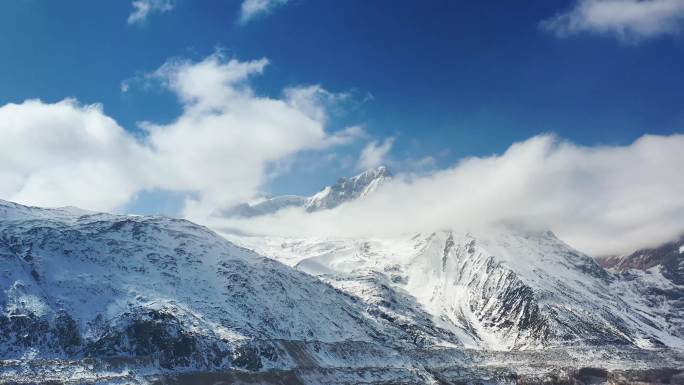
[0,99,152,210]
[238,0,289,25]
[283,85,351,123]
[128,0,175,25]
[358,137,394,170]
[144,54,341,218]
[0,53,360,216]
[216,134,684,256]
[541,0,684,42]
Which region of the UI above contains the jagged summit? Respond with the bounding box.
[220,165,393,218]
[304,165,392,211]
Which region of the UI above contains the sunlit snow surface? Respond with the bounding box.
[0,199,417,359]
[229,228,684,351]
[1,198,683,384]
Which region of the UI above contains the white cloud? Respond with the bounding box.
[5,71,684,256]
[218,134,684,256]
[541,0,684,42]
[0,53,361,217]
[316,125,367,149]
[238,0,289,25]
[145,54,336,218]
[358,137,394,170]
[283,85,350,123]
[128,0,175,25]
[401,155,437,172]
[0,99,152,210]
[151,55,270,112]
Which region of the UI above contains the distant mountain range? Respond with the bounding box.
[220,165,392,218]
[1,167,683,384]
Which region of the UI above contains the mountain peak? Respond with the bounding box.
[305,166,392,211]
[220,167,393,218]
[357,165,392,179]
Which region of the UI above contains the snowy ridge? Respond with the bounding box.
[0,199,435,369]
[219,166,392,218]
[231,229,684,351]
[303,165,392,211]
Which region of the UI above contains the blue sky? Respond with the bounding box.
[1,0,683,223]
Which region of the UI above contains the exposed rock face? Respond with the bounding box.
[596,236,684,345]
[596,235,684,285]
[0,309,82,357]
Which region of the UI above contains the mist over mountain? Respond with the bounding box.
[212,134,684,257]
[220,165,392,218]
[2,167,682,383]
[2,1,684,383]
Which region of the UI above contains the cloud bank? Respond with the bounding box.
[0,99,151,210]
[128,0,175,25]
[2,52,683,257]
[0,53,359,217]
[216,134,684,256]
[238,0,289,25]
[541,0,684,42]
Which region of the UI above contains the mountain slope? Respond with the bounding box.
[220,165,684,352]
[232,229,683,351]
[0,199,427,369]
[1,198,683,383]
[596,237,684,344]
[596,235,684,285]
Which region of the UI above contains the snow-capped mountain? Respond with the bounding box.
[232,229,683,351]
[220,166,392,218]
[304,165,392,211]
[223,167,684,352]
[1,197,683,384]
[0,199,432,369]
[596,237,684,344]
